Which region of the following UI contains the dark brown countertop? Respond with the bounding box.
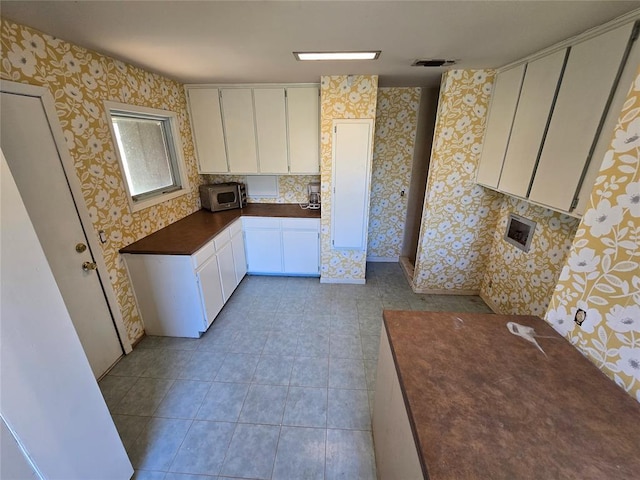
[383,310,640,480]
[119,203,321,255]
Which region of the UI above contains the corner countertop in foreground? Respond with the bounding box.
[382,310,640,480]
[119,204,321,255]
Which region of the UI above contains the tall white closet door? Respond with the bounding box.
[187,88,228,173]
[331,119,374,251]
[475,64,525,188]
[287,87,320,174]
[528,22,635,211]
[254,88,288,173]
[220,88,258,173]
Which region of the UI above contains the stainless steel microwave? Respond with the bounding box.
[199,182,247,212]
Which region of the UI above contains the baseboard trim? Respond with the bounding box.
[366,256,399,262]
[398,257,414,286]
[479,291,502,314]
[320,277,366,285]
[412,287,481,296]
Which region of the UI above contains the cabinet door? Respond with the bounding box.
[574,31,640,216]
[244,228,283,273]
[331,120,374,250]
[216,241,237,302]
[254,88,289,174]
[187,88,228,173]
[220,89,258,173]
[231,230,247,283]
[528,23,635,211]
[475,64,525,188]
[287,87,320,174]
[498,49,567,197]
[197,255,225,329]
[282,230,319,275]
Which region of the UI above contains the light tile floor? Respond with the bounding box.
[100,262,493,480]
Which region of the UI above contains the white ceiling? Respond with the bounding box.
[2,1,640,87]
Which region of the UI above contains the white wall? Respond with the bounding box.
[0,152,133,480]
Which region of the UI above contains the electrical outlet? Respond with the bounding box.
[574,308,586,326]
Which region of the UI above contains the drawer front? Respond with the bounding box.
[281,218,320,231]
[213,228,231,251]
[243,216,281,229]
[229,218,243,237]
[192,240,216,269]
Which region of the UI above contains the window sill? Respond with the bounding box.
[128,187,190,213]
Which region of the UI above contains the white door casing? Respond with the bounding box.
[0,81,130,376]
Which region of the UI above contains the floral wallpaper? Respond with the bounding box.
[0,18,202,344]
[481,196,579,316]
[203,174,320,204]
[367,87,421,260]
[320,75,378,282]
[546,68,640,402]
[413,70,502,292]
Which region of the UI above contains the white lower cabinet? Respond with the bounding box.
[124,218,246,338]
[244,216,320,275]
[124,215,319,337]
[216,240,237,303]
[245,228,283,273]
[197,254,225,330]
[373,327,423,480]
[231,228,248,283]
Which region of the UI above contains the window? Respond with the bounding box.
[105,101,189,212]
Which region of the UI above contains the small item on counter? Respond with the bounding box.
[506,321,547,357]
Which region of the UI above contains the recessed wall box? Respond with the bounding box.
[504,213,536,252]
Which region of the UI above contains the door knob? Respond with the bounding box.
[82,261,97,271]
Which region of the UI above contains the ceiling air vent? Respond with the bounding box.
[411,59,456,67]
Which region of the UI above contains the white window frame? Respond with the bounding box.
[105,101,190,213]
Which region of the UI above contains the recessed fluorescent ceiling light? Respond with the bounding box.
[294,51,381,61]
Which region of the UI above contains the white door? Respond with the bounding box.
[187,88,228,173]
[331,119,374,251]
[216,241,238,302]
[528,22,635,211]
[197,255,225,329]
[220,88,259,173]
[254,88,289,174]
[283,230,319,275]
[1,152,133,479]
[245,228,283,273]
[231,230,247,283]
[0,90,123,378]
[475,64,525,189]
[287,87,320,174]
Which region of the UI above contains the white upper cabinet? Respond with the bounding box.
[254,88,289,174]
[476,19,637,215]
[498,49,567,198]
[186,84,320,175]
[528,23,636,212]
[187,88,228,173]
[475,65,525,188]
[220,88,259,173]
[574,31,640,216]
[287,87,320,174]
